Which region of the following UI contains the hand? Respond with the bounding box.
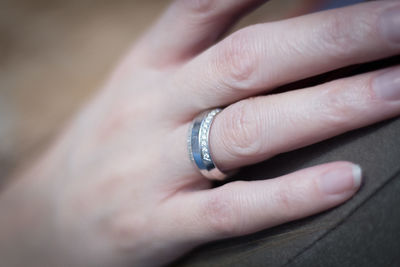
[1,0,400,266]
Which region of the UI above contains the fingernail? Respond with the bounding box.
[380,6,400,44]
[374,68,400,101]
[319,164,362,195]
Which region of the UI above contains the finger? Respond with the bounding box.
[134,0,269,67]
[173,1,400,113]
[206,66,400,171]
[172,161,362,241]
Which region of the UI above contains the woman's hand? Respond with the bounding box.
[1,0,400,266]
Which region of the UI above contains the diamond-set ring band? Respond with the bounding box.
[187,108,227,180]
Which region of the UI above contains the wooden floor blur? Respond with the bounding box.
[0,0,313,181]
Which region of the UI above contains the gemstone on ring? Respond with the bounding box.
[187,108,227,180]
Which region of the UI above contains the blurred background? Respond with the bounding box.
[0,0,364,183]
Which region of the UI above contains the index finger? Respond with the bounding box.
[133,0,269,67]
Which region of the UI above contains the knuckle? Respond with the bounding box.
[215,28,258,88]
[317,82,356,129]
[181,0,215,14]
[318,7,377,60]
[101,91,161,128]
[96,101,146,143]
[219,99,263,158]
[269,181,307,217]
[201,187,242,236]
[107,215,148,252]
[272,187,292,212]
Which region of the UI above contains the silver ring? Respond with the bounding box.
[187,108,227,180]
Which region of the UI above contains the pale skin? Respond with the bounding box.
[1,0,400,266]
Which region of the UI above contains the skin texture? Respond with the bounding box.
[0,0,400,266]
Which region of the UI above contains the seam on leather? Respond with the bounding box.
[282,167,400,267]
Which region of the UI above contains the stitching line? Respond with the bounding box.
[282,167,400,267]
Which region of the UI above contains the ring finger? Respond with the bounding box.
[176,66,400,177]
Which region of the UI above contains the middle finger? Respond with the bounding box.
[173,1,400,115]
